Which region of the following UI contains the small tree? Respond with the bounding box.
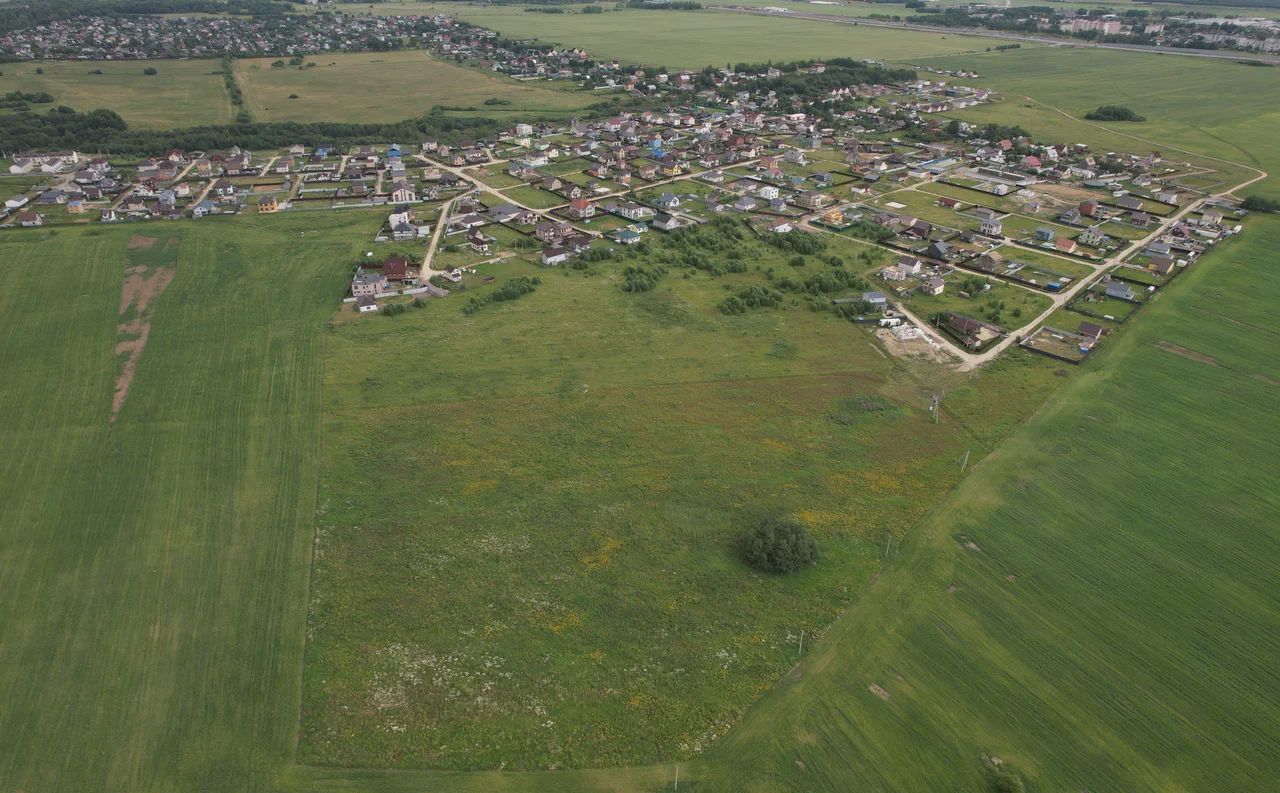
[742,516,817,574]
[143,66,158,75]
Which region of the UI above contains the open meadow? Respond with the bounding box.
[0,58,234,128]
[233,51,599,123]
[299,224,1080,771]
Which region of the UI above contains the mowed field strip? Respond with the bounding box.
[233,51,599,123]
[0,58,234,128]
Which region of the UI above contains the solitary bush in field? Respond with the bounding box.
[143,67,158,75]
[742,516,817,574]
[1084,105,1144,122]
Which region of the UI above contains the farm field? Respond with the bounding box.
[0,212,369,793]
[233,51,599,123]
[403,4,1015,66]
[685,214,1280,793]
[0,58,233,128]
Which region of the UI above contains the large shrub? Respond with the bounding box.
[742,516,817,574]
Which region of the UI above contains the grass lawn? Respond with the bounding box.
[872,188,977,230]
[234,51,598,124]
[0,58,233,128]
[905,271,1051,330]
[998,245,1097,281]
[502,184,566,210]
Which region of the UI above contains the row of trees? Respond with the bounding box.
[0,104,524,157]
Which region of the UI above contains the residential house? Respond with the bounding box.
[541,246,570,266]
[351,271,388,297]
[922,276,945,296]
[381,256,412,283]
[1078,226,1109,247]
[16,211,44,227]
[1104,280,1136,301]
[466,230,493,253]
[390,180,416,203]
[862,291,889,309]
[652,213,680,231]
[567,198,596,220]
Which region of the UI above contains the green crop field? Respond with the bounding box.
[404,4,1019,66]
[233,51,599,123]
[0,212,368,793]
[0,58,234,128]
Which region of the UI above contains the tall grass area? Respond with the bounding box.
[301,254,1059,770]
[688,216,1280,792]
[0,214,366,793]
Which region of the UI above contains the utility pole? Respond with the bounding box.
[673,764,679,791]
[960,449,971,473]
[798,630,805,657]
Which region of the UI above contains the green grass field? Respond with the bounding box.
[683,214,1280,792]
[3,10,1280,793]
[0,59,234,128]
[234,51,598,123]
[404,4,1018,66]
[913,46,1280,200]
[301,226,1028,771]
[0,212,369,793]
